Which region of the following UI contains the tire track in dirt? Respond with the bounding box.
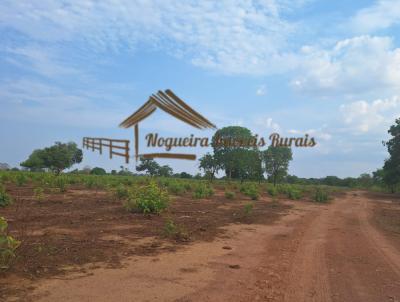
[325,192,400,302]
[283,204,332,302]
[358,194,400,276]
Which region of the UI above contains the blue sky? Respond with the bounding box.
[1,0,400,177]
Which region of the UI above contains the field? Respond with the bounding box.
[1,172,400,301]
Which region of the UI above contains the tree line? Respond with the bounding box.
[12,120,400,192]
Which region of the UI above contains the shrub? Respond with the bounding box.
[287,188,302,200]
[15,174,27,187]
[243,202,254,216]
[0,185,12,207]
[124,181,169,214]
[192,184,214,199]
[267,186,278,197]
[240,183,259,200]
[163,218,190,241]
[0,217,20,270]
[314,188,329,203]
[224,191,236,200]
[54,176,68,193]
[33,187,44,202]
[114,184,129,200]
[183,182,193,192]
[168,181,185,196]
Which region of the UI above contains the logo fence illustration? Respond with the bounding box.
[83,89,215,162]
[82,137,130,163]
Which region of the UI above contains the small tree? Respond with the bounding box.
[136,158,160,176]
[263,146,293,186]
[382,118,400,192]
[199,153,221,182]
[158,165,173,177]
[21,142,82,175]
[90,167,107,175]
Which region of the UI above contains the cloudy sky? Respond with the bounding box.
[1,0,400,177]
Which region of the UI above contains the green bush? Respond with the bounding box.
[54,176,68,193]
[192,184,214,199]
[224,191,236,200]
[124,181,169,214]
[114,184,129,200]
[240,183,259,200]
[15,174,27,187]
[163,218,189,241]
[287,188,302,200]
[0,185,12,207]
[168,181,186,195]
[183,182,193,192]
[314,188,329,203]
[0,217,20,270]
[267,186,278,197]
[243,202,254,216]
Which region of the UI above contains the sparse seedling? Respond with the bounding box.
[163,218,190,241]
[33,187,44,202]
[15,174,27,187]
[225,191,236,200]
[0,217,20,270]
[54,177,68,193]
[168,181,185,196]
[243,202,254,216]
[240,184,259,200]
[267,186,278,197]
[192,184,214,199]
[0,185,12,207]
[314,188,329,203]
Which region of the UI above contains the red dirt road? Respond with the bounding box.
[27,192,400,301]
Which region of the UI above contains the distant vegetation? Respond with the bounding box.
[4,120,400,193]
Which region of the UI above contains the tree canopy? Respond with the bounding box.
[21,142,82,174]
[211,126,261,181]
[263,146,292,185]
[382,118,400,192]
[136,157,173,177]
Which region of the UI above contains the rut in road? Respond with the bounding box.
[284,192,400,302]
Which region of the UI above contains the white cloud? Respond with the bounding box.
[287,128,331,141]
[0,0,307,75]
[3,45,81,77]
[340,95,400,133]
[254,116,280,132]
[291,36,400,96]
[256,85,267,96]
[0,79,131,128]
[349,0,400,33]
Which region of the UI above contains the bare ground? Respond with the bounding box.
[2,189,400,301]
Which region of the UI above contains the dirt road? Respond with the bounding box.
[29,191,400,302]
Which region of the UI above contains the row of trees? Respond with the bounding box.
[199,126,292,184]
[16,127,294,184]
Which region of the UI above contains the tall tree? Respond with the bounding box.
[199,153,221,182]
[21,142,82,174]
[157,165,173,177]
[136,158,160,176]
[211,126,255,179]
[382,118,400,192]
[263,146,292,185]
